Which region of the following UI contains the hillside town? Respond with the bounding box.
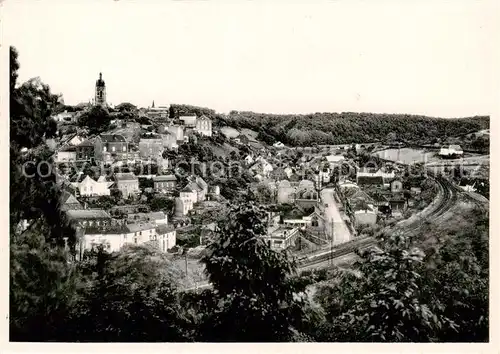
[43,73,489,262]
[8,0,491,343]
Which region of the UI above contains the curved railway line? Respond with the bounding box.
[297,173,478,268]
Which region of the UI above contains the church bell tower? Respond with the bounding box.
[95,72,106,106]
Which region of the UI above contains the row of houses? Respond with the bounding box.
[63,172,178,199]
[66,209,176,259]
[55,115,213,165]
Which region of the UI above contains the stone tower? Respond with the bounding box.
[95,72,106,106]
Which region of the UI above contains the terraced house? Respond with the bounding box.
[153,175,177,192]
[94,134,130,163]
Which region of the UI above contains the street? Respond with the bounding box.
[320,188,352,245]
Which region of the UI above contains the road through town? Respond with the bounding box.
[320,188,352,245]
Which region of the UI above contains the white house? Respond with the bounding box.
[262,226,299,250]
[175,184,199,217]
[244,154,255,165]
[61,134,85,147]
[273,142,285,148]
[73,175,114,197]
[155,224,176,252]
[439,144,464,157]
[195,115,212,137]
[81,222,160,254]
[54,146,77,163]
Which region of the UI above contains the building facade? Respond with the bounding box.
[114,173,140,198]
[94,134,129,163]
[195,115,212,137]
[153,175,177,192]
[74,175,113,197]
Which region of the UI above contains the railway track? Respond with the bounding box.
[298,175,460,268]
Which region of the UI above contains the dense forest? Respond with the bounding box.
[220,111,489,147]
[164,104,489,147]
[10,47,489,342]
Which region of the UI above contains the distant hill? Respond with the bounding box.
[162,104,490,147]
[218,111,490,147]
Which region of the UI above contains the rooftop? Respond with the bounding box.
[126,222,156,233]
[66,209,111,220]
[156,224,175,234]
[100,134,126,143]
[115,173,138,181]
[153,175,177,182]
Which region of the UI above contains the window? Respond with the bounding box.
[103,146,107,152]
[140,231,142,235]
[112,146,116,152]
[134,238,137,244]
[123,145,126,152]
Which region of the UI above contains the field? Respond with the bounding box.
[373,148,438,164]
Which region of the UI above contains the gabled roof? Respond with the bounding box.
[153,175,177,182]
[181,185,194,193]
[60,191,81,206]
[194,176,208,189]
[187,181,203,192]
[126,222,156,233]
[66,209,111,220]
[343,188,374,204]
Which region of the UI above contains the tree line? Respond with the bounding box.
[220,111,489,147]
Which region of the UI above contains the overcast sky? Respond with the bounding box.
[3,0,498,116]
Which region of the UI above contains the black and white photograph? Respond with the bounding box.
[2,0,496,348]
